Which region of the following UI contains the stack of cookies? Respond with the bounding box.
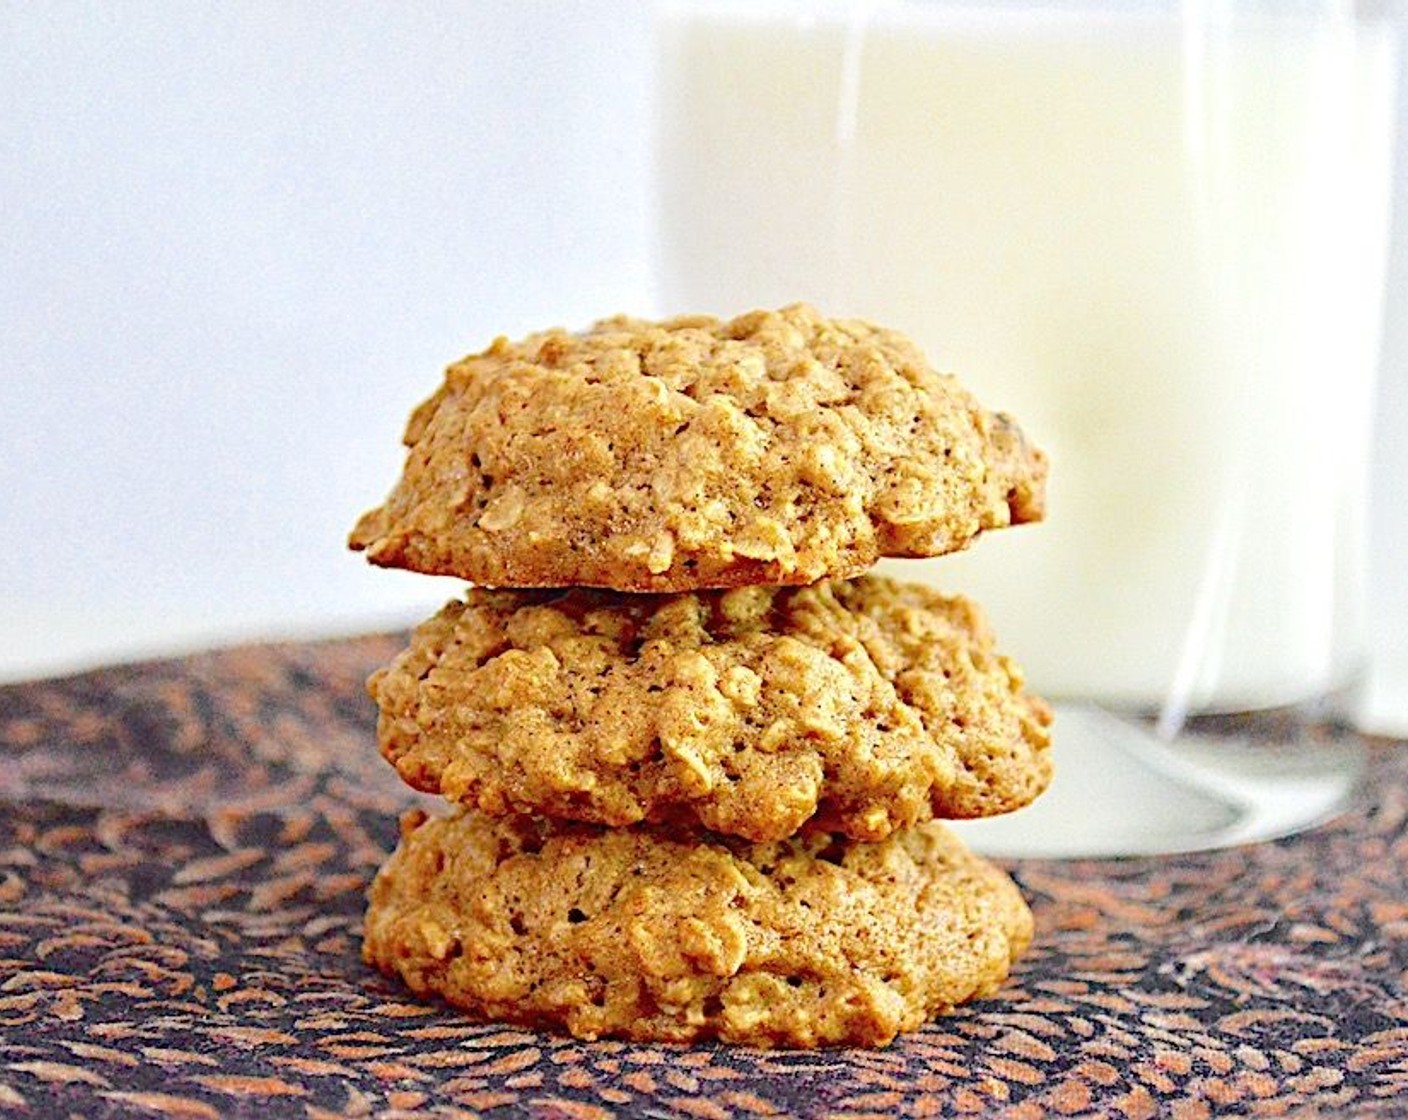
[350,304,1052,1048]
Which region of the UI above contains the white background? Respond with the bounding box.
[3,3,1406,730]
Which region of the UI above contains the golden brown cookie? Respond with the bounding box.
[363,808,1032,1047]
[349,304,1046,592]
[370,575,1052,842]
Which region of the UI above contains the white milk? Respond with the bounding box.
[655,4,1397,714]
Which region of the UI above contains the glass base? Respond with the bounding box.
[949,703,1368,859]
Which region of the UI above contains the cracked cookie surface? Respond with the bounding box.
[363,808,1032,1048]
[370,574,1052,842]
[349,304,1046,591]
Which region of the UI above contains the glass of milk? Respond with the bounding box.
[653,0,1399,855]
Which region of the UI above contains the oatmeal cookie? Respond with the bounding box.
[363,808,1032,1047]
[370,575,1052,842]
[349,304,1046,591]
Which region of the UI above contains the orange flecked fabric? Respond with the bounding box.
[1,636,1403,1116]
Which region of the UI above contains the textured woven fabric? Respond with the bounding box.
[1,636,1404,1118]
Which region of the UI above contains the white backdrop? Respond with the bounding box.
[3,3,1406,729]
[1,2,651,673]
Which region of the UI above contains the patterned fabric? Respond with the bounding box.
[0,636,1404,1119]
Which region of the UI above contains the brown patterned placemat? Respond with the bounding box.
[1,636,1405,1119]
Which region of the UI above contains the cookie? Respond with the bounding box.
[349,304,1046,592]
[363,808,1032,1048]
[370,574,1052,842]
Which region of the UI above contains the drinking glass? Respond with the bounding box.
[653,0,1399,855]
